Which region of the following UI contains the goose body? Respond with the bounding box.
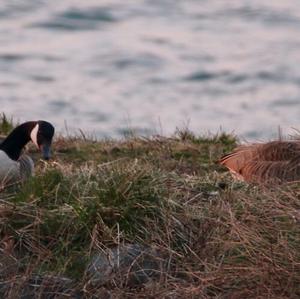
[218,140,300,183]
[0,151,35,185]
[0,120,54,186]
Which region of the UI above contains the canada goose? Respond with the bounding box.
[0,120,54,186]
[218,140,300,183]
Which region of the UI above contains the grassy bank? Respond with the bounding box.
[0,117,299,298]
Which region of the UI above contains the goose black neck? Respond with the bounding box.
[0,122,36,160]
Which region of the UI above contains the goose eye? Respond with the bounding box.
[37,133,43,147]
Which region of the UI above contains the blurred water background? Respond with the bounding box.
[1,0,300,139]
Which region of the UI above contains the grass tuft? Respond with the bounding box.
[0,113,15,135]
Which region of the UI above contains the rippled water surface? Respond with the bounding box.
[1,0,300,139]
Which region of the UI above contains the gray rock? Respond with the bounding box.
[86,243,164,286]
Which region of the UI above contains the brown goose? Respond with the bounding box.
[218,140,300,183]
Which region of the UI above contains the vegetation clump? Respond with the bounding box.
[0,117,299,298]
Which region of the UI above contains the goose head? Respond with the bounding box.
[0,120,55,161]
[30,121,55,160]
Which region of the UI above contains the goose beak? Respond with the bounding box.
[40,143,51,160]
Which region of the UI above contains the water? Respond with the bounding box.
[1,0,300,140]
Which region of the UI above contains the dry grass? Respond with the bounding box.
[0,124,299,298]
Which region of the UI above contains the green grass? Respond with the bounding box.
[0,113,14,135]
[0,123,299,298]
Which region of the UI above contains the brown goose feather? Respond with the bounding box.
[218,141,300,183]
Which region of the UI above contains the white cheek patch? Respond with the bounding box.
[30,124,39,148]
